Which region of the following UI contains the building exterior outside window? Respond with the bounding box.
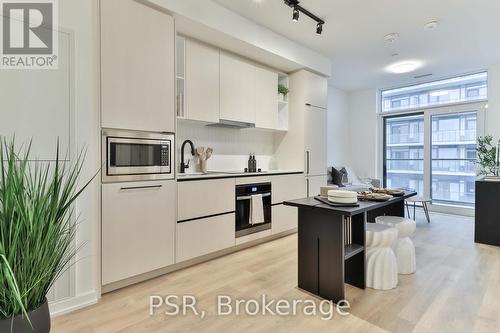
[382,73,485,208]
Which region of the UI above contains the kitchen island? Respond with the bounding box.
[284,190,417,303]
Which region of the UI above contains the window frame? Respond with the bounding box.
[380,72,488,114]
[378,101,486,216]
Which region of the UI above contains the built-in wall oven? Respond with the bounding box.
[235,182,272,237]
[102,129,174,182]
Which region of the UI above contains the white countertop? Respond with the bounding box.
[177,169,304,181]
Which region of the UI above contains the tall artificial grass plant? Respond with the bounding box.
[0,138,94,324]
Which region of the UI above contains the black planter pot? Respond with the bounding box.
[0,299,50,333]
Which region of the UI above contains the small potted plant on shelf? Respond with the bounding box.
[0,138,96,333]
[278,84,289,102]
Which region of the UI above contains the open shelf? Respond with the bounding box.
[344,244,364,260]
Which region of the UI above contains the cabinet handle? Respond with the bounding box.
[120,185,162,190]
[306,151,310,175]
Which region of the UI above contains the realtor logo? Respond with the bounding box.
[1,0,58,69]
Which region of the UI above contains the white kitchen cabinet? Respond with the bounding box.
[255,66,279,130]
[177,178,235,221]
[274,70,328,174]
[101,0,175,132]
[303,70,328,109]
[220,52,256,124]
[176,213,235,262]
[304,104,327,176]
[102,180,176,285]
[185,39,220,123]
[272,204,298,234]
[272,174,306,204]
[306,175,327,197]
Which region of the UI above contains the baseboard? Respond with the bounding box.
[49,290,99,317]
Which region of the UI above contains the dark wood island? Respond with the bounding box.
[284,191,417,303]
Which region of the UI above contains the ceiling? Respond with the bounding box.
[213,0,500,91]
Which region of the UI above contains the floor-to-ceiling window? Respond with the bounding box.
[384,114,424,195]
[381,72,487,209]
[431,112,477,206]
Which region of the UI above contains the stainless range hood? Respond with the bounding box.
[206,119,255,129]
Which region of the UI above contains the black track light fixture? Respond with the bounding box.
[292,6,299,22]
[316,22,323,35]
[284,1,325,34]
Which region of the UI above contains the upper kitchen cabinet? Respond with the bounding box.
[302,70,328,109]
[255,66,279,130]
[184,39,220,123]
[220,52,256,124]
[100,0,175,133]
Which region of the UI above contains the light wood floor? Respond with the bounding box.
[53,211,500,333]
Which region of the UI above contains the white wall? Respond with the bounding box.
[326,86,350,167]
[486,63,500,138]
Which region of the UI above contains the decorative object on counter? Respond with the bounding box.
[195,147,213,174]
[370,188,405,197]
[247,153,258,173]
[0,138,97,333]
[278,84,289,102]
[357,191,393,202]
[327,190,358,204]
[320,185,339,198]
[476,135,499,176]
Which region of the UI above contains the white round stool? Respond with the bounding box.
[375,216,416,274]
[365,223,398,290]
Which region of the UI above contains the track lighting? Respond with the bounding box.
[284,0,325,35]
[292,6,299,22]
[316,22,323,35]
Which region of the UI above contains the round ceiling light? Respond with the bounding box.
[424,20,439,30]
[384,33,400,43]
[387,61,421,74]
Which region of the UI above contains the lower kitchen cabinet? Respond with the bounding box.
[176,213,235,262]
[272,204,298,234]
[102,181,176,285]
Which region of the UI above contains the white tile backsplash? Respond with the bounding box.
[177,120,277,172]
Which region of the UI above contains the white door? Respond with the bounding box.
[101,0,175,132]
[185,39,220,123]
[255,66,278,129]
[220,52,256,124]
[102,180,176,285]
[305,105,327,176]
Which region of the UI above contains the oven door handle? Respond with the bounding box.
[236,192,271,201]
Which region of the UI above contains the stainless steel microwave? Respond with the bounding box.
[102,129,174,182]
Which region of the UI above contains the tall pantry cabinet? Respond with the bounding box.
[275,70,328,196]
